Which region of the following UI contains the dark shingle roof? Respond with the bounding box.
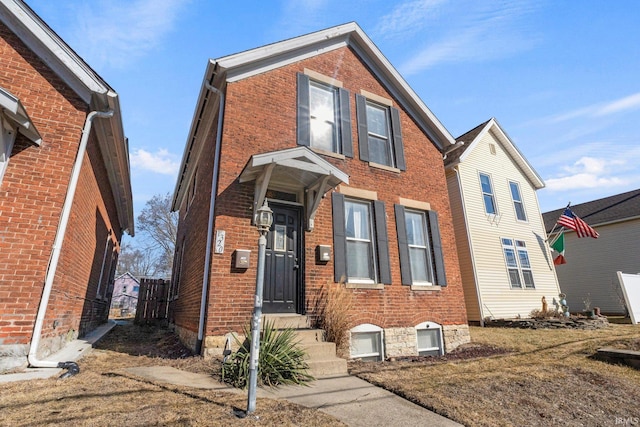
[542,188,640,232]
[444,119,491,166]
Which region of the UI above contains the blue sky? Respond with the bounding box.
[27,0,640,222]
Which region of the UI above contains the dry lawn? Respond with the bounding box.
[350,323,640,427]
[0,322,345,427]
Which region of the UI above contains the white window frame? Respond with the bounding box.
[350,323,384,361]
[415,321,444,356]
[365,101,395,168]
[501,238,535,289]
[479,172,497,215]
[344,199,377,284]
[309,80,341,154]
[404,209,434,286]
[509,181,527,221]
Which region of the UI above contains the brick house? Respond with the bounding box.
[170,22,469,363]
[0,0,133,371]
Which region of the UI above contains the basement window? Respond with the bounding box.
[416,321,444,356]
[350,323,384,362]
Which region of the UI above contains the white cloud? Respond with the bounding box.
[130,148,179,176]
[71,0,190,69]
[545,156,627,191]
[549,91,640,123]
[376,0,539,74]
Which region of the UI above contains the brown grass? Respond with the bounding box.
[314,280,354,358]
[0,322,345,427]
[350,324,640,427]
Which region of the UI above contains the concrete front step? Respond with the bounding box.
[262,314,309,329]
[301,341,338,360]
[307,358,349,378]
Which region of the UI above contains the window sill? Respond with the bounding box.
[310,147,346,160]
[346,282,385,290]
[410,284,442,291]
[368,162,400,173]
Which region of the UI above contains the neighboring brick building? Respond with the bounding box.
[171,23,469,361]
[0,0,133,371]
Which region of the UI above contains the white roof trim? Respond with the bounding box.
[458,118,544,189]
[213,22,454,150]
[0,0,108,104]
[0,86,41,145]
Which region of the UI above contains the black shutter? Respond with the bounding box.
[355,94,369,162]
[390,106,406,170]
[339,88,353,157]
[428,210,447,286]
[374,200,391,284]
[332,193,347,283]
[394,204,412,285]
[297,73,310,147]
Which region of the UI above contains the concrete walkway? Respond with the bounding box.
[125,366,462,427]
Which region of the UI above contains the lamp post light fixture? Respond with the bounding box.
[247,200,273,415]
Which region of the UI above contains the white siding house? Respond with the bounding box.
[543,189,640,315]
[445,118,561,323]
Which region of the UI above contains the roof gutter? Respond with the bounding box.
[196,81,224,355]
[28,109,114,377]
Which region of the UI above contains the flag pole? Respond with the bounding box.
[546,202,571,244]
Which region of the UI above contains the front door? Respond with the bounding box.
[263,203,302,313]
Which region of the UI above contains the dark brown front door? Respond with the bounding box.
[263,203,302,313]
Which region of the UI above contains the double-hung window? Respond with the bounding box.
[395,205,447,287]
[332,193,391,285]
[502,238,535,289]
[479,173,497,215]
[355,94,406,170]
[509,181,526,221]
[297,73,352,156]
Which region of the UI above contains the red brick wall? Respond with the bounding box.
[174,45,468,341]
[0,21,123,356]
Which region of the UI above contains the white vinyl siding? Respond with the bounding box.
[446,128,561,321]
[554,219,640,315]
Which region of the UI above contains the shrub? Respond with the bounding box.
[529,308,563,320]
[221,319,314,388]
[315,279,353,358]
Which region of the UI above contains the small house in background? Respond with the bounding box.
[0,0,134,372]
[445,118,561,324]
[169,22,470,370]
[110,272,140,318]
[543,188,640,315]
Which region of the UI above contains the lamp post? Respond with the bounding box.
[247,200,273,415]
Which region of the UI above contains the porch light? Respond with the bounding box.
[255,200,273,235]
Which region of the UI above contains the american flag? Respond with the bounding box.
[556,208,599,238]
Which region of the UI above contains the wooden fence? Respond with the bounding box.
[135,278,170,324]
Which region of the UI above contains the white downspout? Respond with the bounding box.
[28,110,114,374]
[454,166,485,326]
[196,81,224,355]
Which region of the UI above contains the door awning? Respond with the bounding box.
[239,146,349,230]
[1,87,42,146]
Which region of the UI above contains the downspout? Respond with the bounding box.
[454,166,485,326]
[28,110,114,377]
[195,81,224,355]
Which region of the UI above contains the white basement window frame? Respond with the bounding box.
[415,321,444,356]
[350,323,384,362]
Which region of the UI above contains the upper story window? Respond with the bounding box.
[332,192,391,285]
[501,238,534,289]
[479,173,497,215]
[297,72,352,157]
[355,94,406,170]
[509,181,526,221]
[395,204,447,287]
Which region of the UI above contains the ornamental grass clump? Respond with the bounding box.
[221,319,314,388]
[316,279,353,358]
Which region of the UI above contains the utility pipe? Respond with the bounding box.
[28,110,114,376]
[195,81,224,355]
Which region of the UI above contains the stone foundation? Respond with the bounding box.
[384,327,418,358]
[443,324,471,351]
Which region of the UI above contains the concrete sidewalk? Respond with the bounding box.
[125,365,462,427]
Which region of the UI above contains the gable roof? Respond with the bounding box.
[446,118,544,190]
[543,188,640,232]
[173,22,455,208]
[0,0,134,235]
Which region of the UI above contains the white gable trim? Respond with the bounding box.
[457,118,544,189]
[0,86,41,145]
